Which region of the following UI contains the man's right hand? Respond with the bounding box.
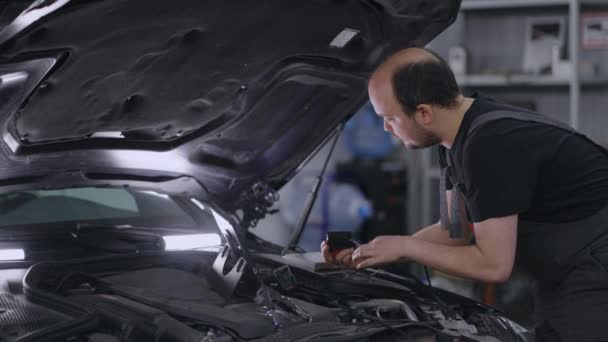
[321,240,355,268]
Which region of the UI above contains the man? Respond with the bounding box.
[321,47,608,341]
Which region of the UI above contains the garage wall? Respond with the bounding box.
[429,9,608,145]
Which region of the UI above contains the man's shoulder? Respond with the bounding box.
[466,118,537,145]
[461,119,540,165]
[463,95,542,141]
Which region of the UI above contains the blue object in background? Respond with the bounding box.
[324,182,373,233]
[295,181,372,252]
[279,172,373,252]
[343,101,394,159]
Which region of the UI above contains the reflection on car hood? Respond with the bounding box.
[0,0,460,226]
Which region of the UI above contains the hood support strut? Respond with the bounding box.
[281,123,344,255]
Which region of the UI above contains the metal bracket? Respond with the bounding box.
[209,245,247,298]
[237,182,279,229]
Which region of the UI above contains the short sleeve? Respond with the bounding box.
[462,134,538,222]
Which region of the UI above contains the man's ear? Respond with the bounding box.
[415,104,433,125]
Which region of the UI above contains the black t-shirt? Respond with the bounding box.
[439,94,608,223]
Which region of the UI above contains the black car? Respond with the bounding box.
[0,1,534,341]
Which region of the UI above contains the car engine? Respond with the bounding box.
[0,250,528,342]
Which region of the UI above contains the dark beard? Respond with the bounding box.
[404,125,441,149]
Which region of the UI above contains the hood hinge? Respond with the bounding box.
[237,181,279,230]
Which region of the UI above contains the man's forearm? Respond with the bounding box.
[400,236,511,283]
[352,216,516,283]
[412,222,470,246]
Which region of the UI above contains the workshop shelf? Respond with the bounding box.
[461,0,608,11]
[456,74,608,87]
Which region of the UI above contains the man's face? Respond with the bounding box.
[368,80,440,149]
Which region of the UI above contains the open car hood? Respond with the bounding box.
[0,0,460,226]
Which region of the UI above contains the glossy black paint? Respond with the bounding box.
[0,0,460,223]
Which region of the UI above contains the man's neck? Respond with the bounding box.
[440,96,475,149]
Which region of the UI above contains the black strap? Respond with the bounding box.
[439,149,468,238]
[468,110,574,135]
[468,110,608,157]
[439,167,450,231]
[449,187,467,238]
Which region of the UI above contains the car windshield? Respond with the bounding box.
[0,187,199,229]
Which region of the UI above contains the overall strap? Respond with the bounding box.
[439,150,467,238]
[468,110,608,157]
[468,110,575,136]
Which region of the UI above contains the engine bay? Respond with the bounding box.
[0,250,518,342]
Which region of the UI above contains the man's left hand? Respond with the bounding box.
[351,235,409,269]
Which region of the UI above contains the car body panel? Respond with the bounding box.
[0,0,460,222]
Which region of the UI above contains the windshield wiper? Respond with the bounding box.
[75,223,199,234]
[71,224,166,253]
[282,123,344,255]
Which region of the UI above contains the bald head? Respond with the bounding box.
[368,47,461,117]
[370,48,441,86]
